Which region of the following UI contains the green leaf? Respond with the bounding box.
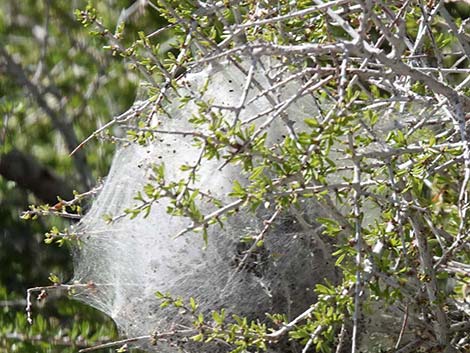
[189,297,198,311]
[230,180,246,198]
[191,333,204,342]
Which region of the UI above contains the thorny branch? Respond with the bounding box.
[348,131,363,353]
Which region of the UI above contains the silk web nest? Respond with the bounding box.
[70,57,420,352]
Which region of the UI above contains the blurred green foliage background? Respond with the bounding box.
[0,1,169,351]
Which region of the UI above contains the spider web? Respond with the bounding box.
[69,57,422,352]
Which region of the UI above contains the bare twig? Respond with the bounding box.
[235,207,281,273]
[266,305,316,339]
[26,283,92,324]
[301,325,323,353]
[70,99,152,156]
[78,335,151,353]
[394,305,409,349]
[235,0,351,29]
